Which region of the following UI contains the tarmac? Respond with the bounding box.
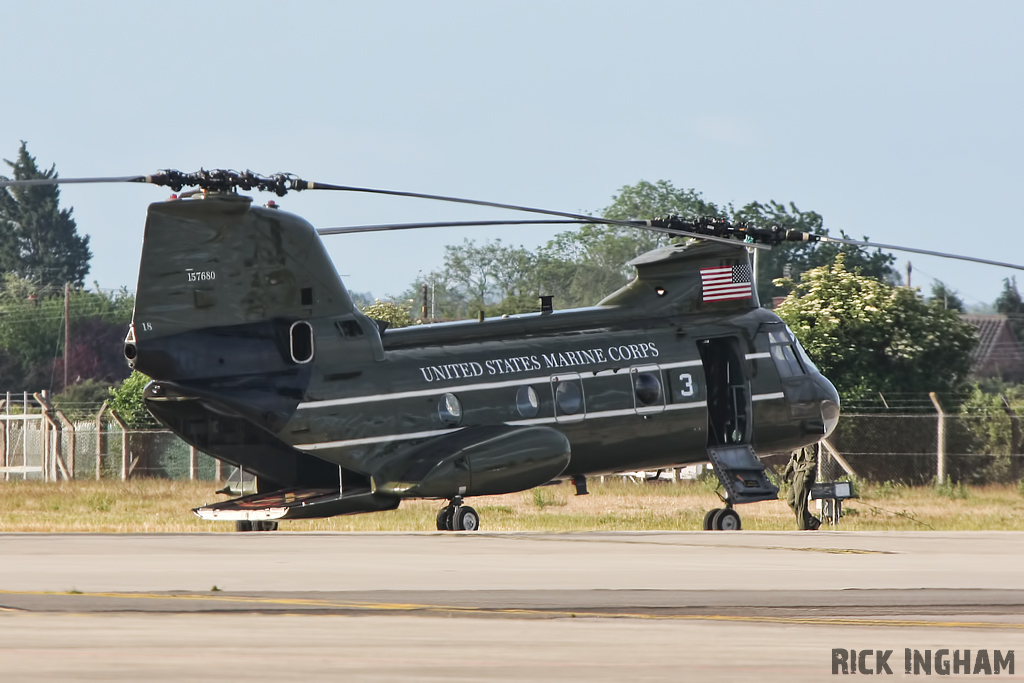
[1,531,1022,681]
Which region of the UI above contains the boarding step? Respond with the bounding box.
[706,445,779,505]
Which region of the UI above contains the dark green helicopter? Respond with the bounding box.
[4,170,1021,532]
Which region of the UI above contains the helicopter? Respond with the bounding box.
[3,170,1022,532]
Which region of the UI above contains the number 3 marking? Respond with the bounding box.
[678,373,695,397]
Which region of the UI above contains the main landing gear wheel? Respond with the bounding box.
[453,505,480,531]
[234,520,278,532]
[436,499,480,531]
[702,508,742,531]
[436,505,455,531]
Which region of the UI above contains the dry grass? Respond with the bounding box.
[1,477,1023,532]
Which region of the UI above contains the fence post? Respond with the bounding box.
[215,457,223,482]
[56,411,75,480]
[1003,395,1021,482]
[189,445,197,481]
[95,401,108,480]
[34,393,69,481]
[3,393,8,482]
[108,409,129,482]
[22,393,28,480]
[929,392,946,483]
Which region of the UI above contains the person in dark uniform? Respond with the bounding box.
[782,444,821,530]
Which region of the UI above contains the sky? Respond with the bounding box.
[3,1,1023,308]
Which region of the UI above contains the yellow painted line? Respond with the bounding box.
[0,590,1021,629]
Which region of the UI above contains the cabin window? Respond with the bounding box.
[438,393,462,426]
[290,321,315,364]
[633,372,663,406]
[335,320,364,338]
[516,385,540,418]
[555,381,582,415]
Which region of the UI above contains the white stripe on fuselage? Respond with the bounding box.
[290,355,786,451]
[297,360,708,411]
[293,401,712,451]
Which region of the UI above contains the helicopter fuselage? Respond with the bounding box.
[128,193,839,521]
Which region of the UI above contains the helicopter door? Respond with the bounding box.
[550,373,586,423]
[698,337,750,446]
[630,364,666,415]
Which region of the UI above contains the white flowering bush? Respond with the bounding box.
[774,256,976,404]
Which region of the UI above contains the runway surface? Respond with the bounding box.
[1,531,1022,681]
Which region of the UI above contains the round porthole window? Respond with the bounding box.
[554,381,582,415]
[438,393,462,426]
[516,385,540,418]
[634,372,663,406]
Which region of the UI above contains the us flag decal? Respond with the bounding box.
[701,264,752,302]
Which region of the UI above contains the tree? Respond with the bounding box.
[774,256,976,404]
[731,200,898,302]
[0,275,133,391]
[957,383,1024,484]
[995,277,1024,342]
[0,142,92,287]
[360,299,414,328]
[396,179,900,316]
[929,280,965,312]
[533,181,724,308]
[107,370,156,428]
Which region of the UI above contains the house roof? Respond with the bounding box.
[962,314,1024,379]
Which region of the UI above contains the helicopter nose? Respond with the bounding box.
[816,374,841,438]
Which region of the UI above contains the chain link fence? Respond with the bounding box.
[3,423,221,482]
[3,399,1021,486]
[821,413,1023,485]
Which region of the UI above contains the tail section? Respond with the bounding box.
[126,192,369,381]
[126,192,381,490]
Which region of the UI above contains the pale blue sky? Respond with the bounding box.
[3,1,1022,307]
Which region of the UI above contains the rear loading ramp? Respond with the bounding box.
[194,487,399,521]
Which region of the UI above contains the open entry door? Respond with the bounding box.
[698,337,750,447]
[698,337,777,504]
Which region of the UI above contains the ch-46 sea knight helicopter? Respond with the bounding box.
[4,170,1022,532]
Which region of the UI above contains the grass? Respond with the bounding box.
[0,477,1023,532]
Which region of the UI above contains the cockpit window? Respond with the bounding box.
[792,336,819,373]
[768,328,805,378]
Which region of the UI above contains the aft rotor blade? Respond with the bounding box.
[0,175,151,188]
[299,181,640,225]
[821,235,1024,271]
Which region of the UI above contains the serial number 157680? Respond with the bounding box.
[187,271,216,282]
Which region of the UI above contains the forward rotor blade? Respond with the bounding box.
[315,216,770,250]
[821,235,1024,271]
[317,219,591,236]
[0,175,150,188]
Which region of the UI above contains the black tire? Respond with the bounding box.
[714,508,741,531]
[453,505,480,531]
[702,509,718,531]
[254,521,278,532]
[235,520,253,532]
[436,505,454,531]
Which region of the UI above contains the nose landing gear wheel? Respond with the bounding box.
[453,505,480,531]
[714,508,741,531]
[702,508,742,531]
[702,509,717,531]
